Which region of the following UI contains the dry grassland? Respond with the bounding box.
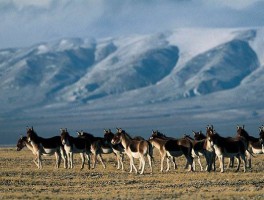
[0,147,264,199]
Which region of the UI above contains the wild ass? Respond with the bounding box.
[17,136,40,167]
[183,132,214,172]
[111,128,153,174]
[236,125,263,168]
[76,130,112,169]
[26,127,67,169]
[103,129,125,170]
[60,128,91,169]
[148,130,177,172]
[206,127,247,173]
[162,133,194,171]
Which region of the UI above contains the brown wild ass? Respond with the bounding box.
[103,129,125,170]
[26,127,67,169]
[148,130,177,172]
[206,126,247,173]
[77,130,113,169]
[236,125,263,168]
[17,136,41,167]
[183,132,214,172]
[111,128,153,174]
[60,128,91,169]
[162,133,194,171]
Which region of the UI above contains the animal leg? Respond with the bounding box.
[92,153,97,169]
[172,157,177,169]
[166,157,170,172]
[197,156,203,171]
[139,156,145,175]
[219,155,224,173]
[86,153,91,170]
[129,156,137,174]
[80,153,85,169]
[119,153,124,171]
[147,154,152,174]
[60,148,67,169]
[55,152,60,169]
[160,153,166,172]
[192,160,196,171]
[241,154,247,173]
[138,159,142,171]
[98,154,106,169]
[70,152,73,169]
[246,151,251,169]
[235,156,240,172]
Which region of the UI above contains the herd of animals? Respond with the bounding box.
[16,125,264,174]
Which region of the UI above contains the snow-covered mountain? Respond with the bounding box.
[1,28,264,144]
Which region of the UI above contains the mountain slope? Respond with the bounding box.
[1,28,264,144]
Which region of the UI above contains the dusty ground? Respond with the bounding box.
[0,147,264,199]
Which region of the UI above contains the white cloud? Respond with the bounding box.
[1,0,264,48]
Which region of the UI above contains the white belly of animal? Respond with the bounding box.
[252,147,263,154]
[101,147,112,154]
[64,145,72,153]
[42,148,56,155]
[131,152,141,159]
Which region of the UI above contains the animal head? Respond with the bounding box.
[26,126,37,143]
[259,125,264,144]
[60,128,69,145]
[76,130,84,137]
[193,130,205,140]
[77,130,94,139]
[206,125,214,137]
[236,125,248,138]
[150,130,167,139]
[16,135,27,151]
[206,128,217,147]
[111,129,123,145]
[104,129,114,141]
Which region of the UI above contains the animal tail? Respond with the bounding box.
[147,141,154,163]
[246,150,255,158]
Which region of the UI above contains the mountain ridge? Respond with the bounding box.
[1,28,264,144]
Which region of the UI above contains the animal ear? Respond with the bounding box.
[60,128,63,132]
[20,135,23,139]
[65,128,67,132]
[242,125,245,129]
[76,131,80,135]
[199,131,202,134]
[237,125,240,130]
[104,129,107,133]
[192,131,195,135]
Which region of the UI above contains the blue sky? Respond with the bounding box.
[1,0,264,48]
